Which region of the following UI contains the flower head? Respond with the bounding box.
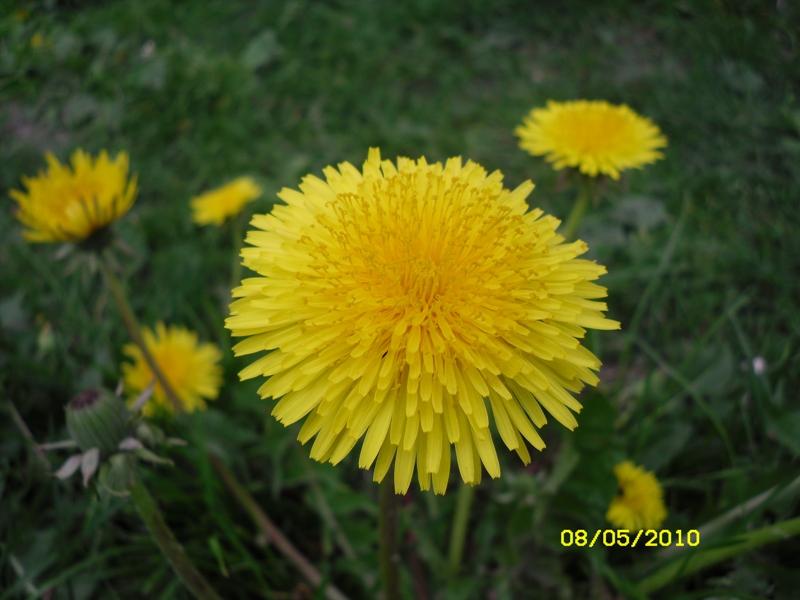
[515,100,667,180]
[606,461,667,531]
[226,148,620,494]
[190,177,263,226]
[121,323,223,416]
[10,149,137,243]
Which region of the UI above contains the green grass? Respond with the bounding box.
[2,0,799,598]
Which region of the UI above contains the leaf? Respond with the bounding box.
[241,30,283,70]
[554,392,622,526]
[638,423,693,472]
[765,409,800,456]
[690,345,734,395]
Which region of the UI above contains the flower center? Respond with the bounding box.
[558,110,628,154]
[302,168,538,361]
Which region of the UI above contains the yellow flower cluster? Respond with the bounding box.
[10,149,137,243]
[227,148,619,494]
[606,461,668,531]
[122,322,223,416]
[516,100,667,180]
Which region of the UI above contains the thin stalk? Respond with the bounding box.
[447,482,475,581]
[99,259,184,414]
[129,476,222,600]
[379,476,401,600]
[207,453,351,600]
[561,179,593,240]
[638,516,800,594]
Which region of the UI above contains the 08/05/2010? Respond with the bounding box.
[561,529,700,548]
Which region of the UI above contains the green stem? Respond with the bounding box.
[379,476,401,600]
[561,179,593,240]
[207,453,351,600]
[99,259,184,414]
[129,476,222,600]
[638,517,800,594]
[447,482,475,580]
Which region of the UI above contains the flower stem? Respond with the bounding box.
[638,516,800,594]
[207,453,352,600]
[99,259,184,414]
[561,179,593,240]
[378,476,401,600]
[447,482,474,581]
[128,475,222,600]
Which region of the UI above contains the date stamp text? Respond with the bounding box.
[560,529,700,548]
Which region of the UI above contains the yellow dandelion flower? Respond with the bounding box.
[190,177,263,226]
[226,148,621,495]
[606,461,667,531]
[122,323,223,416]
[9,149,137,243]
[515,100,667,180]
[30,32,45,49]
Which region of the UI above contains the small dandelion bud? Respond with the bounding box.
[66,388,131,456]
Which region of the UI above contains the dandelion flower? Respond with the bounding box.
[10,149,137,243]
[190,177,263,226]
[122,323,223,416]
[606,461,667,531]
[226,148,620,494]
[515,100,667,180]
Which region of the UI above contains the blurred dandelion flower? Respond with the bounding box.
[10,149,137,243]
[607,461,667,531]
[190,177,263,226]
[30,32,45,49]
[122,323,223,416]
[515,100,667,180]
[226,148,620,494]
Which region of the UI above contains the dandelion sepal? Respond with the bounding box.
[65,388,131,456]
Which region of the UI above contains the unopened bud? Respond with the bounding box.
[66,388,130,456]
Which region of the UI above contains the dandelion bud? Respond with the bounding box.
[65,388,130,456]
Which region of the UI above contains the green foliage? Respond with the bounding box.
[2,0,800,598]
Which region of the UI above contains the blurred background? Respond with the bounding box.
[1,0,799,598]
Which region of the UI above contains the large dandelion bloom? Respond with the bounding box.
[190,177,263,226]
[227,149,620,494]
[606,461,667,531]
[515,100,667,180]
[122,323,223,416]
[10,149,137,243]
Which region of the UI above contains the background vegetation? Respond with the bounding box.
[1,0,799,598]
